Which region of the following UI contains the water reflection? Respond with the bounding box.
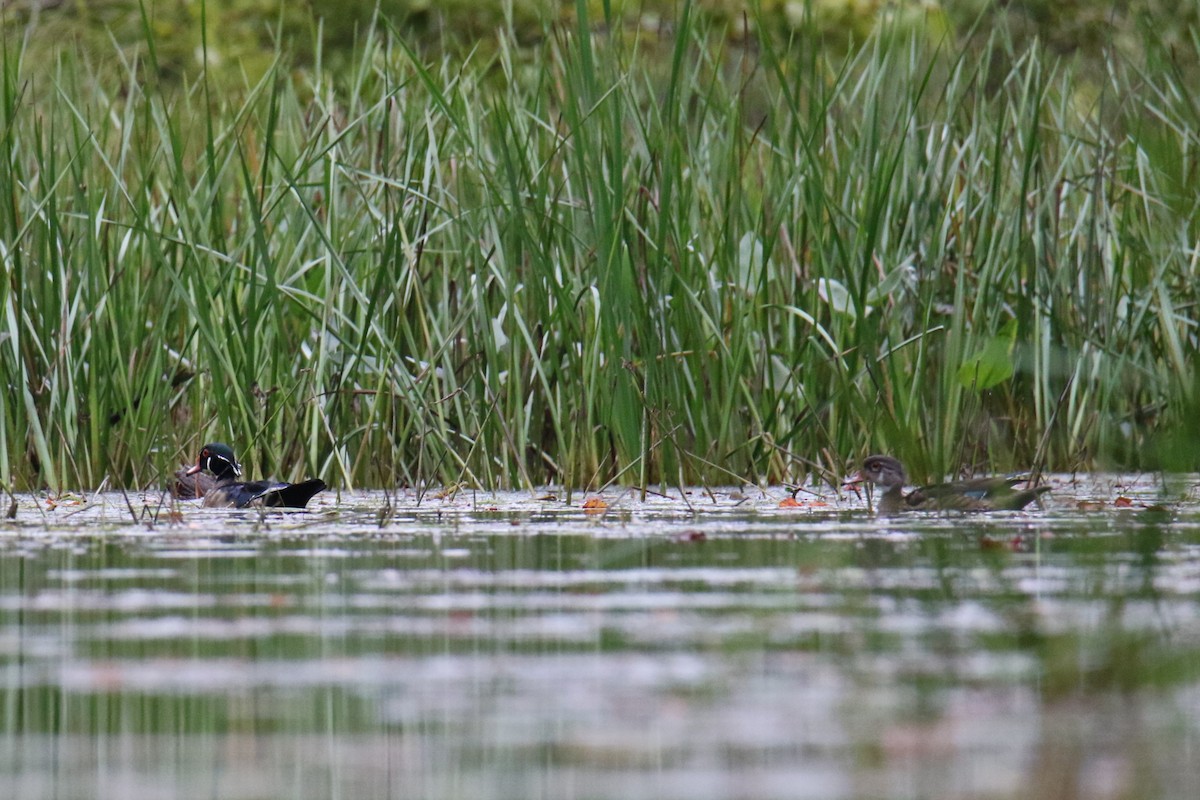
[1,486,1199,799]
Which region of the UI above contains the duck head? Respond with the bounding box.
[185,443,243,481]
[855,455,907,492]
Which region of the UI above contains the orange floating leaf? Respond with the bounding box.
[582,497,608,514]
[778,497,802,508]
[1113,496,1134,508]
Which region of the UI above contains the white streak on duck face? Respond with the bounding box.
[183,442,325,509]
[185,443,243,481]
[855,455,1049,513]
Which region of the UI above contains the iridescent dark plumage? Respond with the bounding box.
[184,443,326,509]
[849,455,1049,514]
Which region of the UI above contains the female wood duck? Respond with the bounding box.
[848,454,1049,514]
[170,468,215,500]
[184,443,326,509]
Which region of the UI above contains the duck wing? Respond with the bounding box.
[201,478,326,508]
[907,477,1049,511]
[255,479,327,509]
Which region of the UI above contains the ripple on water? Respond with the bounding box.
[1,478,1199,799]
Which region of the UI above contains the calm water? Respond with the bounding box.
[2,475,1200,799]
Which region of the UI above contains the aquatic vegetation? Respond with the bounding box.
[0,7,1196,491]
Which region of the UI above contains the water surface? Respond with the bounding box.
[2,475,1199,799]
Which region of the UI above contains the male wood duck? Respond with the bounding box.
[184,442,326,509]
[847,454,1049,514]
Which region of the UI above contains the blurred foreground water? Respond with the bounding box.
[2,475,1199,799]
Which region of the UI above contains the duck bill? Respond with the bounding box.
[184,463,203,476]
[841,472,867,489]
[842,471,870,502]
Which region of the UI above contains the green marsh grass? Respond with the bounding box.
[0,10,1197,492]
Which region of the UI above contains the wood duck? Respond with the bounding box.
[184,442,326,509]
[170,468,215,500]
[847,454,1049,513]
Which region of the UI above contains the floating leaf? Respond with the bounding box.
[582,497,608,514]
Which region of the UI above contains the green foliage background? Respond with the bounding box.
[10,1,1199,88]
[0,0,1198,492]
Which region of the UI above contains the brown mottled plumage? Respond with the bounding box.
[849,455,1049,514]
[170,468,215,500]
